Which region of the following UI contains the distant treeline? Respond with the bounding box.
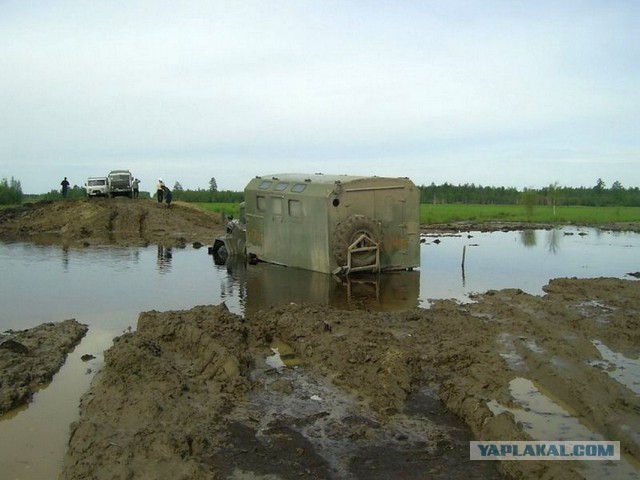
[171,188,244,203]
[16,186,242,204]
[419,180,640,207]
[3,176,640,207]
[173,180,640,207]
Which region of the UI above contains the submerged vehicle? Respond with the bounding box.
[107,170,133,198]
[211,173,420,275]
[85,177,109,198]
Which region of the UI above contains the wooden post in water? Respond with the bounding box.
[461,245,466,285]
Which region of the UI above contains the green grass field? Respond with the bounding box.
[420,204,640,224]
[193,202,241,218]
[194,202,640,225]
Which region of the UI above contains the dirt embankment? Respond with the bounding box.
[0,320,88,414]
[0,198,225,247]
[61,277,640,480]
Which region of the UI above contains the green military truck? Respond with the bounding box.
[107,170,133,198]
[211,173,420,275]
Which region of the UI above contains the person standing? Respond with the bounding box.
[162,184,173,207]
[132,178,140,199]
[60,177,70,198]
[156,178,165,203]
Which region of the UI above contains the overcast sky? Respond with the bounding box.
[1,1,638,193]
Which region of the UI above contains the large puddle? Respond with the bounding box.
[0,227,638,478]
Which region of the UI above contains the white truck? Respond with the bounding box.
[107,170,133,198]
[85,177,109,198]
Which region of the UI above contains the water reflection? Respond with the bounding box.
[220,256,420,314]
[62,245,70,271]
[546,229,561,254]
[156,245,173,273]
[520,230,537,248]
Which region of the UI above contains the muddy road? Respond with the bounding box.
[1,199,639,479]
[60,278,640,480]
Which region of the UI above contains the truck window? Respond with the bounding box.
[291,183,307,193]
[288,199,303,217]
[256,195,267,212]
[258,180,272,190]
[272,197,283,215]
[274,182,289,192]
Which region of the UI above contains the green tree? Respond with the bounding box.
[547,182,559,216]
[209,177,218,192]
[0,176,23,205]
[593,178,606,206]
[522,188,538,219]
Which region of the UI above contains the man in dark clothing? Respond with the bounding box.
[162,185,173,207]
[60,177,70,198]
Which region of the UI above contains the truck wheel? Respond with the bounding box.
[332,215,383,268]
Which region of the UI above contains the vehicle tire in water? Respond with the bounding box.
[332,215,383,268]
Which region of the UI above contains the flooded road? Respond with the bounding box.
[2,227,637,330]
[0,227,639,478]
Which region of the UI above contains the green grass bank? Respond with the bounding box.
[420,204,640,224]
[194,202,640,225]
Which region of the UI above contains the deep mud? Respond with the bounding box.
[0,198,225,247]
[61,277,640,479]
[0,319,88,414]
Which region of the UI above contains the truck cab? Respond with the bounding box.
[107,170,133,198]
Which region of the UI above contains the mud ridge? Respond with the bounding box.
[0,319,88,414]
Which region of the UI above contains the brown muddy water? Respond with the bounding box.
[1,227,639,479]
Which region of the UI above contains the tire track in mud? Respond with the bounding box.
[138,209,148,241]
[61,305,504,480]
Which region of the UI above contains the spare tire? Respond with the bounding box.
[332,215,383,268]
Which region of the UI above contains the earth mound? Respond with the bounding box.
[0,198,225,247]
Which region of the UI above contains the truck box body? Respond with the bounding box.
[244,174,420,274]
